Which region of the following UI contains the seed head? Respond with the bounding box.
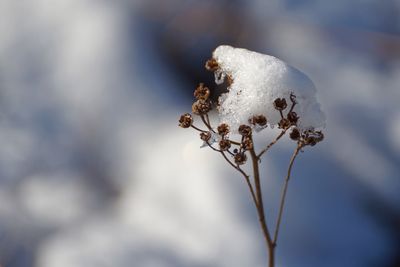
[234,152,247,165]
[274,98,287,111]
[194,83,210,100]
[242,137,253,150]
[249,115,267,126]
[192,99,212,115]
[278,118,290,129]
[238,125,252,137]
[205,58,219,71]
[289,128,300,141]
[219,139,231,151]
[217,123,230,136]
[179,113,193,128]
[200,132,212,142]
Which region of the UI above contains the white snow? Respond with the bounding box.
[212,45,325,131]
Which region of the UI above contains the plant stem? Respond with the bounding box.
[272,144,302,245]
[257,130,287,159]
[249,138,274,266]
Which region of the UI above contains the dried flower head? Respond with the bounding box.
[242,137,253,150]
[205,58,219,71]
[192,99,212,115]
[179,113,193,128]
[289,128,300,141]
[274,98,287,111]
[278,118,290,129]
[302,130,324,146]
[249,115,267,127]
[200,132,212,142]
[217,123,230,136]
[219,139,231,151]
[238,125,252,137]
[194,83,210,100]
[234,152,247,165]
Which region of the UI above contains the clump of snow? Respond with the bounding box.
[212,45,325,131]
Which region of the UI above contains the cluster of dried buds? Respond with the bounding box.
[179,62,323,170]
[273,93,324,148]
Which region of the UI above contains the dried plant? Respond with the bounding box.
[179,46,324,267]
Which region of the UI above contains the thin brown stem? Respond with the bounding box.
[220,151,259,208]
[229,140,241,146]
[272,144,302,246]
[191,125,207,132]
[200,115,215,133]
[257,130,287,159]
[249,136,274,266]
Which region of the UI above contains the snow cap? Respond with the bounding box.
[212,45,325,132]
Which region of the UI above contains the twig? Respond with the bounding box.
[272,144,302,246]
[220,151,259,208]
[249,136,274,266]
[191,125,207,132]
[257,130,287,159]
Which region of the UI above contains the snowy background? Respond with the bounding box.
[0,0,400,267]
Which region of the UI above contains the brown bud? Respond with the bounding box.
[242,137,253,150]
[194,83,210,100]
[179,113,193,128]
[305,136,317,146]
[278,118,290,129]
[192,100,212,115]
[217,123,230,136]
[234,152,247,165]
[289,128,300,141]
[219,139,231,151]
[205,58,219,71]
[287,111,299,124]
[274,98,287,111]
[249,115,267,126]
[302,130,324,146]
[238,125,252,136]
[200,132,212,142]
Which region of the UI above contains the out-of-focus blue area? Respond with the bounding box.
[0,0,399,267]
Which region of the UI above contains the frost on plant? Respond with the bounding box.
[179,45,325,267]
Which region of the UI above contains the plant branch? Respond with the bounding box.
[220,151,259,208]
[272,144,302,246]
[249,137,274,257]
[257,130,287,159]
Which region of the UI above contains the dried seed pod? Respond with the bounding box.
[194,83,210,100]
[217,123,230,136]
[242,137,253,150]
[249,115,267,126]
[305,136,317,146]
[178,113,193,128]
[274,98,287,111]
[287,111,299,124]
[192,100,212,115]
[289,128,300,141]
[200,132,212,142]
[278,118,290,129]
[219,139,231,151]
[238,125,252,136]
[205,58,219,71]
[234,152,247,165]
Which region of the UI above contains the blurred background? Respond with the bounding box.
[0,0,400,266]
